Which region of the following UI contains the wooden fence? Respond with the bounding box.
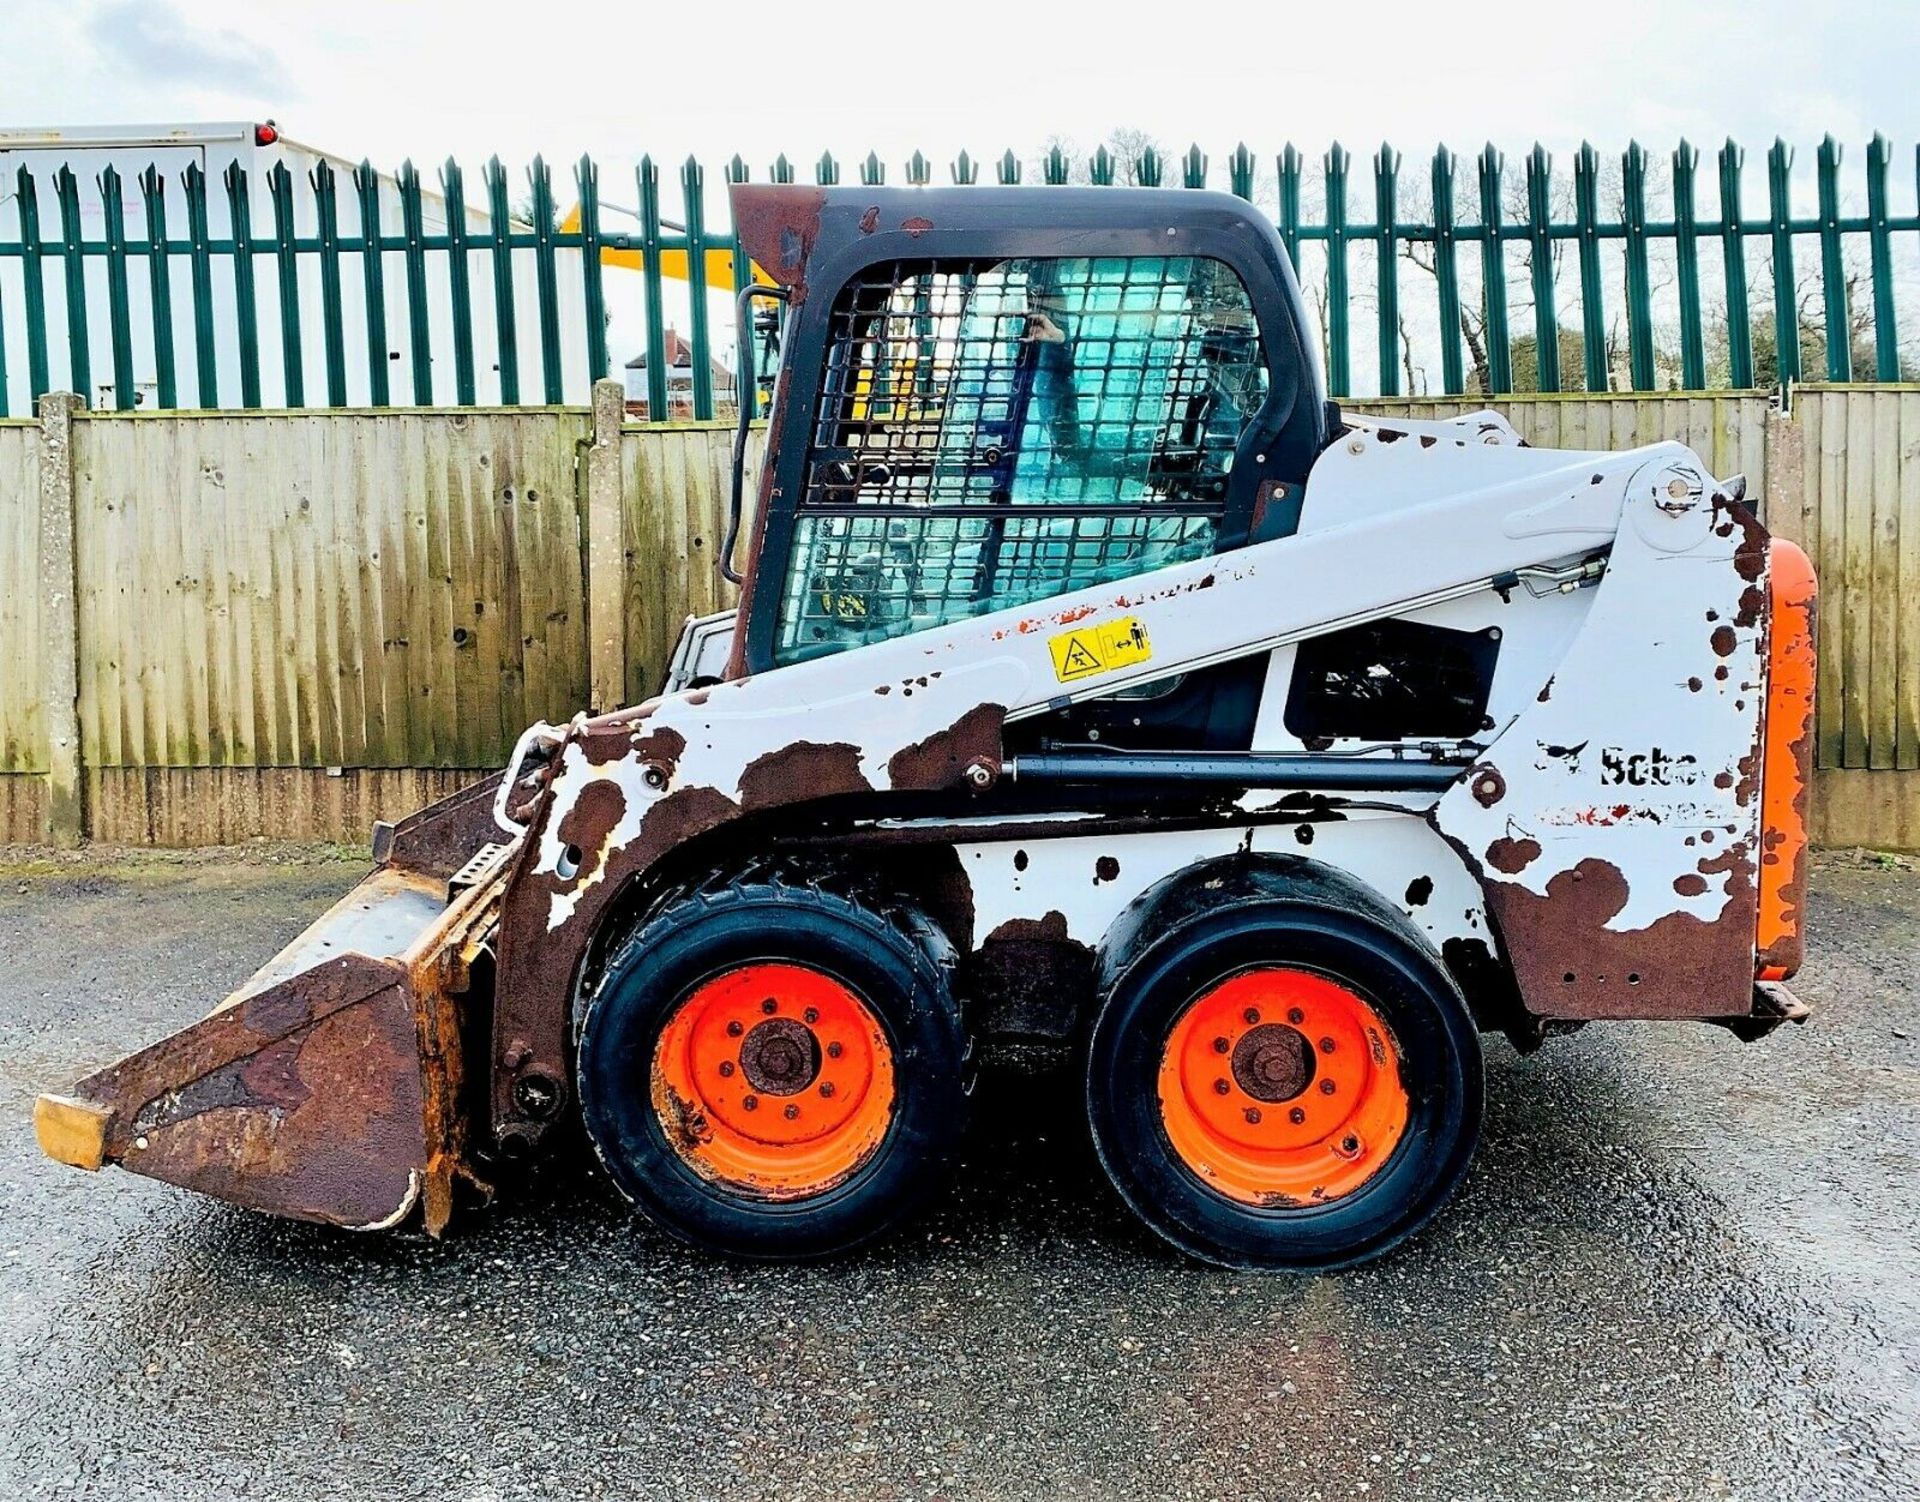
[0,386,1915,848]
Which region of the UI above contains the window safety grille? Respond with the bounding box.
[776,254,1267,663]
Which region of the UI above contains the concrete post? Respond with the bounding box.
[584,379,627,715]
[37,392,83,846]
[1761,394,1807,549]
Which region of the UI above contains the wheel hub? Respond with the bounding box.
[1230,1023,1316,1102]
[739,1017,821,1095]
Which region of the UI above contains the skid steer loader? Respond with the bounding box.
[36,185,1817,1269]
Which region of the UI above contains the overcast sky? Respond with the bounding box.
[4,0,1916,179]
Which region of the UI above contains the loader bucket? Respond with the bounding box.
[36,790,512,1234]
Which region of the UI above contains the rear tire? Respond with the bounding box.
[1086,896,1482,1271]
[577,873,968,1260]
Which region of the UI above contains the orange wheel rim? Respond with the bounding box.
[650,962,895,1199]
[1157,968,1409,1207]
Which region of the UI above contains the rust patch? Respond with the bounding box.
[901,216,934,237]
[738,741,872,811]
[858,205,879,234]
[1485,836,1542,875]
[965,912,1094,1044]
[1485,856,1756,1020]
[728,183,827,300]
[1405,875,1433,907]
[1375,427,1406,444]
[1710,625,1738,657]
[886,703,1005,790]
[1673,873,1708,896]
[1094,855,1121,884]
[554,779,628,865]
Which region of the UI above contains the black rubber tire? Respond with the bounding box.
[577,873,968,1260]
[1085,897,1483,1271]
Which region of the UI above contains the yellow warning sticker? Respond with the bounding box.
[1048,616,1153,683]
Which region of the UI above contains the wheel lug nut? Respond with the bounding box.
[1319,1078,1335,1095]
[742,1095,759,1111]
[726,1019,744,1037]
[1339,1134,1361,1156]
[1318,1036,1336,1054]
[803,1006,820,1024]
[1243,1106,1262,1125]
[1287,1007,1305,1024]
[784,1104,800,1120]
[819,1081,835,1098]
[1213,1078,1231,1096]
[718,1061,735,1078]
[827,1041,844,1059]
[1289,1106,1306,1124]
[761,997,778,1015]
[1211,1036,1229,1054]
[1243,1007,1260,1025]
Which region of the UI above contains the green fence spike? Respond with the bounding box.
[1183,144,1207,189]
[97,165,136,409]
[138,165,176,410]
[1137,147,1163,187]
[1323,142,1350,397]
[771,153,793,184]
[398,160,435,404]
[1045,145,1070,186]
[484,157,519,405]
[1718,139,1753,387]
[997,149,1020,186]
[1671,140,1706,389]
[440,159,476,405]
[181,163,217,403]
[637,156,667,419]
[1430,147,1464,395]
[1524,144,1560,392]
[1815,135,1851,381]
[310,160,348,406]
[1619,142,1654,390]
[1374,143,1401,396]
[1766,139,1800,386]
[1865,133,1899,382]
[527,156,564,404]
[16,167,50,403]
[953,150,977,186]
[1477,145,1513,394]
[354,161,391,406]
[861,150,884,186]
[1276,146,1302,266]
[1572,143,1607,391]
[1090,146,1114,187]
[815,151,839,186]
[267,162,305,406]
[1229,143,1255,201]
[55,167,92,404]
[221,162,261,408]
[727,154,749,184]
[681,157,713,420]
[576,154,609,392]
[908,150,930,186]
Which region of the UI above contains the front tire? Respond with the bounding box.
[577,873,968,1260]
[1086,896,1482,1271]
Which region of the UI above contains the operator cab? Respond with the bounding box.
[724,185,1330,748]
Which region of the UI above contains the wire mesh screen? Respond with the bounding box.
[776,254,1267,663]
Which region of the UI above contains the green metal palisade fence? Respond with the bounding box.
[2,136,1917,418]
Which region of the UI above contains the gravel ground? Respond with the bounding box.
[0,845,1916,1501]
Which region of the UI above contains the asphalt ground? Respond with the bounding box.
[1,845,1916,1501]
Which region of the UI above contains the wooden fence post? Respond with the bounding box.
[584,378,627,713]
[1762,393,1807,549]
[38,391,83,846]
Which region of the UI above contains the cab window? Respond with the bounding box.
[774,254,1267,664]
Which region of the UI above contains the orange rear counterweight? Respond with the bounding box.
[1757,539,1817,981]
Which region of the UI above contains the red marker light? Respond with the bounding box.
[254,122,279,147]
